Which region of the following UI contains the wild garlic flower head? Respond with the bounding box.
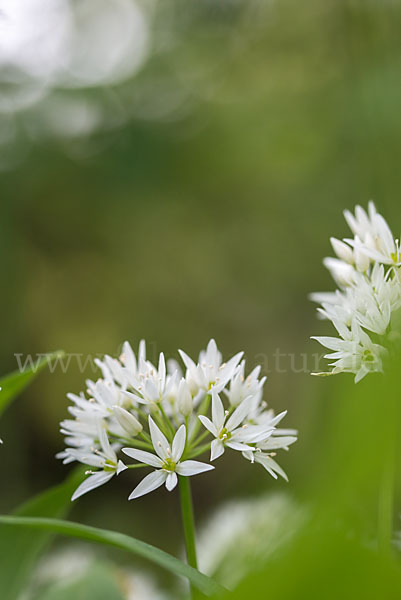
[58,340,297,501]
[311,202,401,382]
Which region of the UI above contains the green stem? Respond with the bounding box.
[191,429,210,447]
[189,394,210,444]
[110,436,153,450]
[378,414,396,555]
[187,442,212,460]
[179,476,199,599]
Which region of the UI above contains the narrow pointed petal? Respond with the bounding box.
[226,396,252,431]
[176,460,215,476]
[129,470,167,499]
[116,460,128,475]
[158,352,166,388]
[211,391,225,431]
[148,416,170,460]
[122,447,163,468]
[72,471,114,501]
[226,441,253,451]
[165,472,178,491]
[178,349,197,372]
[198,415,217,436]
[171,424,186,462]
[255,454,288,481]
[210,439,225,461]
[259,436,297,450]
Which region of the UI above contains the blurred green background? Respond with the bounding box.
[1,0,401,596]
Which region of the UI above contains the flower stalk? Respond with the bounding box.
[378,392,396,555]
[179,475,199,599]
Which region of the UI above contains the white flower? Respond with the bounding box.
[242,451,289,481]
[311,202,401,381]
[59,339,297,501]
[199,391,275,461]
[122,418,214,499]
[341,202,400,266]
[69,424,127,501]
[123,352,180,408]
[312,319,385,383]
[179,339,243,394]
[224,361,266,408]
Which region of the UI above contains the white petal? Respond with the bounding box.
[211,391,225,430]
[165,472,178,491]
[259,436,297,450]
[176,460,215,476]
[226,395,252,431]
[158,352,166,389]
[171,424,186,462]
[117,460,128,475]
[210,439,225,461]
[122,447,163,468]
[198,415,217,436]
[71,471,114,501]
[226,441,253,452]
[129,470,167,499]
[178,349,197,372]
[123,390,148,405]
[255,454,288,481]
[98,424,114,462]
[122,341,137,372]
[148,416,170,460]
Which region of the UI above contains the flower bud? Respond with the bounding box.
[330,237,354,264]
[113,406,143,437]
[323,257,355,287]
[177,379,193,416]
[354,245,370,273]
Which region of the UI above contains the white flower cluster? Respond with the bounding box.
[311,202,401,382]
[58,339,297,501]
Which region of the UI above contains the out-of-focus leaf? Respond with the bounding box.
[0,515,225,597]
[227,516,401,600]
[0,468,85,600]
[33,562,125,600]
[0,351,65,417]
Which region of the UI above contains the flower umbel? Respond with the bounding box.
[311,202,401,382]
[58,339,297,500]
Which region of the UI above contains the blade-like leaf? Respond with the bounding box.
[0,350,65,417]
[0,516,225,597]
[0,468,85,600]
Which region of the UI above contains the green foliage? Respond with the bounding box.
[0,516,224,597]
[227,518,401,600]
[0,351,65,417]
[0,468,85,600]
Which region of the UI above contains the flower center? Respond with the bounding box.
[104,460,117,472]
[219,427,231,441]
[163,458,177,472]
[362,349,375,363]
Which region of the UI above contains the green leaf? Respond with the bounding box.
[0,350,65,417]
[33,562,126,600]
[0,468,85,600]
[0,516,225,598]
